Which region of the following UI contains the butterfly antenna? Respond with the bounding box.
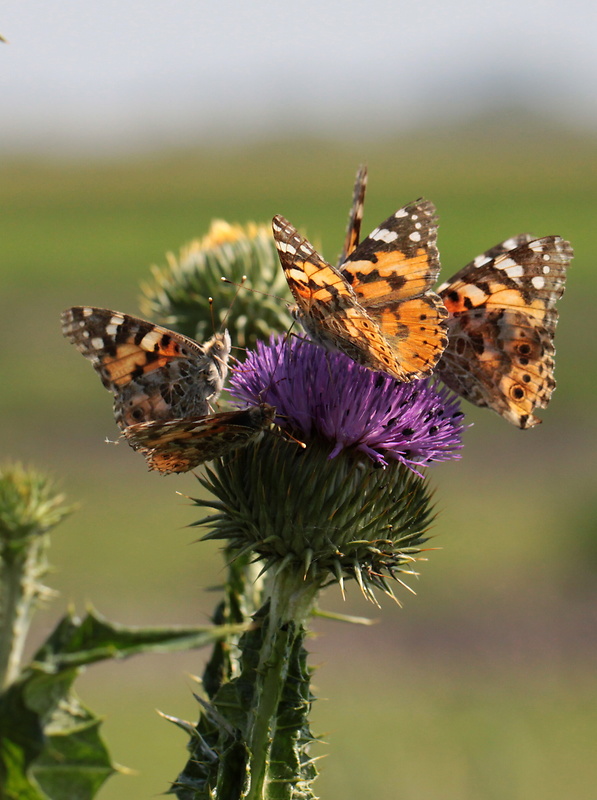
[220,276,288,305]
[208,296,217,334]
[270,413,306,449]
[219,275,248,331]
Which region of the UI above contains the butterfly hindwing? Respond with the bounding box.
[437,236,572,427]
[124,404,276,474]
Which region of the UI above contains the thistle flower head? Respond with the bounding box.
[140,220,293,350]
[230,336,465,472]
[194,337,465,602]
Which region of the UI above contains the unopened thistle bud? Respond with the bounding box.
[140,220,293,350]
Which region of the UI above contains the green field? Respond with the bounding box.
[2,129,596,799]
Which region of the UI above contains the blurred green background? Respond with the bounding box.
[2,128,596,799]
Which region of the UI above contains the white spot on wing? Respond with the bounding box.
[497,258,524,278]
[276,241,297,255]
[140,330,162,350]
[409,231,421,242]
[463,285,490,304]
[370,227,398,243]
[531,276,545,290]
[473,255,491,268]
[395,208,408,218]
[91,337,104,350]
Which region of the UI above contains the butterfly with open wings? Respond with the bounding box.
[273,172,449,383]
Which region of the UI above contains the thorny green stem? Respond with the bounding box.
[245,568,320,800]
[0,536,48,688]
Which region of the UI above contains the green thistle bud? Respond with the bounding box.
[0,464,72,555]
[0,464,73,688]
[193,436,434,604]
[140,220,293,351]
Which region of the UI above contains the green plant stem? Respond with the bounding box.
[0,536,47,688]
[245,568,319,800]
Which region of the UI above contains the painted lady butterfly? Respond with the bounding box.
[61,307,273,472]
[272,181,448,383]
[61,306,231,428]
[340,169,573,427]
[436,234,572,428]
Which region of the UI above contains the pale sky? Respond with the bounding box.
[1,0,596,153]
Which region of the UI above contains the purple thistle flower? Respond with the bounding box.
[230,336,465,472]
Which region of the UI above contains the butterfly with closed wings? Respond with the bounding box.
[61,306,274,472]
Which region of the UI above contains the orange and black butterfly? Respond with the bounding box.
[273,169,448,383]
[335,169,573,427]
[62,306,274,471]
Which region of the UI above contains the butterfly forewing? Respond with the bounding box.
[337,165,368,266]
[438,234,538,285]
[272,216,355,311]
[62,306,231,429]
[340,199,442,302]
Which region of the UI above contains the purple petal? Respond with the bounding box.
[230,336,465,471]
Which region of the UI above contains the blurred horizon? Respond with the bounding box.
[2,0,597,156]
